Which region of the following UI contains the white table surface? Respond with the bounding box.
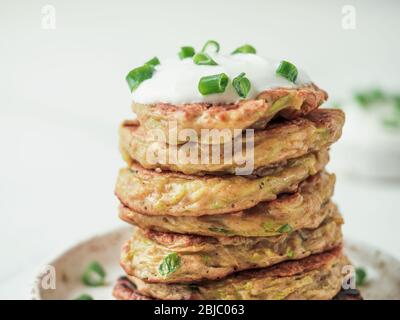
[1,0,400,299]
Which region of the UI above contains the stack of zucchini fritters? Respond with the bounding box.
[113,84,358,300]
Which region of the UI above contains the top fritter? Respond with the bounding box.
[126,41,328,143]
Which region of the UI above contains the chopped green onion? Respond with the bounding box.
[75,294,94,300]
[145,56,160,67]
[276,60,298,83]
[231,44,257,54]
[193,52,218,66]
[232,72,251,98]
[81,261,106,287]
[159,252,181,276]
[198,73,229,95]
[201,40,220,53]
[355,267,367,286]
[126,64,155,92]
[286,249,294,258]
[277,223,292,233]
[178,46,195,59]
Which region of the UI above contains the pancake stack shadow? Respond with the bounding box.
[113,84,362,300]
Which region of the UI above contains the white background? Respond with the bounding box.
[0,0,399,299]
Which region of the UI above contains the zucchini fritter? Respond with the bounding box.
[118,247,347,300]
[120,109,343,175]
[119,171,335,237]
[115,150,329,216]
[132,84,327,144]
[121,211,343,283]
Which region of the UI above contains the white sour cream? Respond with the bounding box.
[132,53,311,104]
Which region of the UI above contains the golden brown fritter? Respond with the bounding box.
[115,150,329,216]
[120,211,343,283]
[117,247,349,300]
[120,109,343,175]
[119,171,336,237]
[113,278,362,300]
[132,84,328,144]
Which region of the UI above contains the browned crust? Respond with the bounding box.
[144,228,210,246]
[236,246,342,279]
[118,170,337,238]
[115,150,329,217]
[120,236,343,283]
[131,84,329,147]
[260,84,328,120]
[113,278,362,300]
[123,108,343,137]
[140,202,341,245]
[120,108,344,176]
[133,83,327,126]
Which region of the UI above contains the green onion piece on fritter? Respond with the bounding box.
[232,72,251,98]
[276,60,298,83]
[145,56,160,67]
[355,267,367,286]
[178,46,195,59]
[193,52,218,66]
[201,40,220,53]
[231,44,257,54]
[75,294,94,300]
[277,223,292,233]
[159,252,181,276]
[81,261,106,287]
[198,73,229,95]
[126,64,155,92]
[286,249,294,258]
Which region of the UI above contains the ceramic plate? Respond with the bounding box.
[32,227,400,300]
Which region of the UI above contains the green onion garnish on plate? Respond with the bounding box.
[232,72,251,98]
[81,261,106,287]
[201,40,220,53]
[276,60,298,83]
[232,44,257,54]
[145,56,160,67]
[75,294,94,300]
[198,73,229,95]
[355,267,367,286]
[286,248,294,259]
[178,46,195,59]
[193,52,218,66]
[126,64,155,92]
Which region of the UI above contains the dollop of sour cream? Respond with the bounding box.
[132,53,311,104]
